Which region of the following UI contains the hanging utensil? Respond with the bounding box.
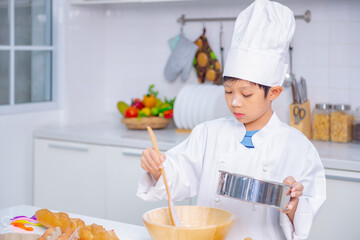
[293,78,301,104]
[290,81,296,104]
[283,42,296,88]
[146,126,182,227]
[300,77,308,102]
[219,22,225,73]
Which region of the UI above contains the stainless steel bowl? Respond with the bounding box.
[217,171,292,210]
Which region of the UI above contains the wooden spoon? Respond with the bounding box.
[147,126,182,227]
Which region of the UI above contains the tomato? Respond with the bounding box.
[131,98,144,110]
[125,106,138,118]
[143,94,156,108]
[132,101,144,110]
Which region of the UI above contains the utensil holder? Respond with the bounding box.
[290,100,312,139]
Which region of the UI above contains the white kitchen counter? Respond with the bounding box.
[33,120,360,173]
[0,205,150,240]
[34,121,188,152]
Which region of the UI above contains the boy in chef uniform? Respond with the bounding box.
[137,0,326,239]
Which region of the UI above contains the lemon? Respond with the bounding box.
[140,107,151,117]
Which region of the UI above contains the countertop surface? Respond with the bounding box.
[0,205,150,240]
[34,121,188,152]
[33,120,360,172]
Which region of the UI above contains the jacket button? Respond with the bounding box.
[214,197,220,203]
[253,204,257,211]
[263,166,269,172]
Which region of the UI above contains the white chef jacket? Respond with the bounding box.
[137,112,326,240]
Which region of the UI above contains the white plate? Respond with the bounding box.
[179,85,192,129]
[181,85,196,129]
[192,85,204,126]
[211,85,230,119]
[195,85,210,125]
[188,85,203,128]
[205,85,219,121]
[173,85,188,129]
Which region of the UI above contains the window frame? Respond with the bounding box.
[0,0,65,115]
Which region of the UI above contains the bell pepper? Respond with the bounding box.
[163,109,173,119]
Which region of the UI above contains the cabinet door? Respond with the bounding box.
[106,146,192,225]
[308,171,360,240]
[34,139,107,218]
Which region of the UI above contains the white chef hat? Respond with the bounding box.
[223,0,295,87]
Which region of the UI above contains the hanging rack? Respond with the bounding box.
[177,10,311,25]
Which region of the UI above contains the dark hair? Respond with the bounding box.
[223,76,271,98]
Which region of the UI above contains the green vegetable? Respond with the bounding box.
[148,84,159,98]
[159,106,172,113]
[151,107,159,116]
[164,96,176,109]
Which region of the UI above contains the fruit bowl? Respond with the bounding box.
[121,117,171,130]
[142,206,234,240]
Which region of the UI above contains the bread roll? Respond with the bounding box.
[35,209,60,228]
[55,212,70,232]
[79,226,93,240]
[69,218,85,231]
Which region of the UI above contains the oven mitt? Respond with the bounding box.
[164,35,198,82]
[193,31,222,83]
[168,34,180,51]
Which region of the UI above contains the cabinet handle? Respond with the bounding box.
[325,169,360,182]
[122,151,142,157]
[48,144,88,152]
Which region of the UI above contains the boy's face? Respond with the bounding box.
[224,79,281,128]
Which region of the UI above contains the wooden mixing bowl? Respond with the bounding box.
[142,205,235,240]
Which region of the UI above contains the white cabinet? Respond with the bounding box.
[34,139,193,225]
[34,139,107,218]
[308,172,360,240]
[106,146,192,225]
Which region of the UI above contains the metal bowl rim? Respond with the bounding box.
[218,170,293,188]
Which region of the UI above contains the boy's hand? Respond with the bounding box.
[140,147,166,181]
[279,176,304,224]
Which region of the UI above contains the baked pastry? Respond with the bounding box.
[35,209,119,240]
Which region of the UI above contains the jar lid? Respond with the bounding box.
[315,103,332,110]
[333,104,351,111]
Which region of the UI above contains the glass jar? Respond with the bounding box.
[353,107,360,143]
[312,103,332,141]
[330,104,354,143]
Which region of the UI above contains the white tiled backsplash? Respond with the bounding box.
[65,0,360,124]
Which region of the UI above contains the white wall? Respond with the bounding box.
[65,0,360,125]
[0,111,64,208]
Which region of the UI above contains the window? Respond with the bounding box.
[0,0,60,114]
